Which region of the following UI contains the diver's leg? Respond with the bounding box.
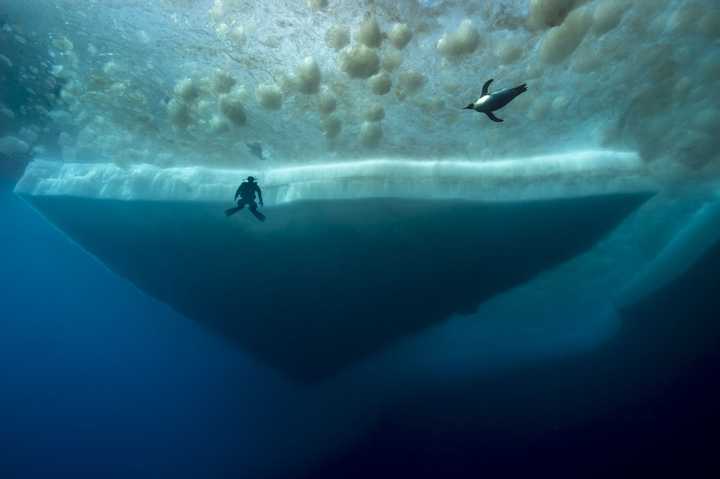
[225,200,246,216]
[249,202,266,222]
[225,206,241,216]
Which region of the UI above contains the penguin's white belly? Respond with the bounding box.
[474,95,491,108]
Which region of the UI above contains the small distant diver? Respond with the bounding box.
[246,142,266,161]
[225,176,266,221]
[464,79,527,123]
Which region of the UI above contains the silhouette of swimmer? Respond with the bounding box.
[225,176,266,221]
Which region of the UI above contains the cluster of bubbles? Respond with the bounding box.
[0,18,61,176]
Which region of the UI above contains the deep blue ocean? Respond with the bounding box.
[3,0,720,476]
[3,177,720,478]
[0,180,301,478]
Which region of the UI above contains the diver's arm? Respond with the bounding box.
[234,185,242,201]
[256,185,264,206]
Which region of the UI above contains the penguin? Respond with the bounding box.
[464,79,527,123]
[246,141,266,161]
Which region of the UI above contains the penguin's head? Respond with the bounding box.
[463,103,474,110]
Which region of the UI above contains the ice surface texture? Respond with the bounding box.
[16,150,655,202]
[5,0,717,179]
[618,199,720,307]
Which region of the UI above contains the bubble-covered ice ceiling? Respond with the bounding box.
[2,0,719,181]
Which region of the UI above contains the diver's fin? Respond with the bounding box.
[486,112,503,123]
[482,79,494,96]
[225,206,241,217]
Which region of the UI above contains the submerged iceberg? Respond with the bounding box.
[18,160,651,381]
[15,150,659,380]
[5,0,720,380]
[17,150,653,202]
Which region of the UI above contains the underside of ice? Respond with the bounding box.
[16,149,654,202]
[2,0,719,178]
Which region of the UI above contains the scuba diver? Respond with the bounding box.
[225,176,266,221]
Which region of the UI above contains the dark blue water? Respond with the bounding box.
[3,179,720,478]
[0,181,294,478]
[308,243,720,478]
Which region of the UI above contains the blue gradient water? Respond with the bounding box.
[3,0,720,476]
[4,178,720,478]
[0,181,296,477]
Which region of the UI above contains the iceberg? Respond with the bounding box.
[17,150,654,381]
[17,149,654,202]
[618,198,720,308]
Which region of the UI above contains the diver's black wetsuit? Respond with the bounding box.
[225,179,265,221]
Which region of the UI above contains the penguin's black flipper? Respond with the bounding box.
[482,79,494,96]
[486,112,503,123]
